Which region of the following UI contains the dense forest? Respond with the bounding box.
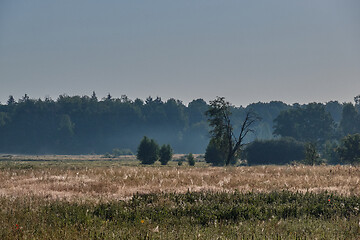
[0,92,359,155]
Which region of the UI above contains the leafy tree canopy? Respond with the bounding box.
[273,103,335,143]
[159,144,173,165]
[137,136,159,165]
[339,103,360,136]
[337,134,360,165]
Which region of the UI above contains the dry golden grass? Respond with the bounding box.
[0,153,193,161]
[1,159,360,202]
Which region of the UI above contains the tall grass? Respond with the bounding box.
[1,159,360,239]
[1,160,360,201]
[0,191,359,239]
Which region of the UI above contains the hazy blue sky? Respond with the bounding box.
[1,0,359,106]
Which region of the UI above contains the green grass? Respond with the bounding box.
[1,191,359,239]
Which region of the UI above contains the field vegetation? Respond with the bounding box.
[1,156,360,239]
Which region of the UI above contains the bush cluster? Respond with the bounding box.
[136,136,173,165]
[243,138,305,165]
[187,153,195,166]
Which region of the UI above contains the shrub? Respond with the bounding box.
[137,136,159,165]
[244,137,305,165]
[303,142,323,165]
[187,153,195,166]
[159,144,173,165]
[178,159,184,166]
[205,139,226,166]
[323,140,340,164]
[337,133,360,164]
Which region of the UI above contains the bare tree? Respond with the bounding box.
[206,97,260,165]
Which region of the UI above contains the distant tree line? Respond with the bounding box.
[0,93,208,154]
[0,93,359,162]
[0,93,286,154]
[241,97,360,166]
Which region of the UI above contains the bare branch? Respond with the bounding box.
[206,97,260,166]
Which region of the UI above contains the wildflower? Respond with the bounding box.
[15,224,20,230]
[140,219,145,224]
[328,199,331,203]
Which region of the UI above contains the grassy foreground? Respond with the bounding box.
[1,191,360,239]
[1,158,360,239]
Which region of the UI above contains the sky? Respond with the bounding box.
[0,0,359,107]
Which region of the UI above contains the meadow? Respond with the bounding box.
[1,155,360,239]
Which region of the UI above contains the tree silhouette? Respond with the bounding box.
[206,97,259,165]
